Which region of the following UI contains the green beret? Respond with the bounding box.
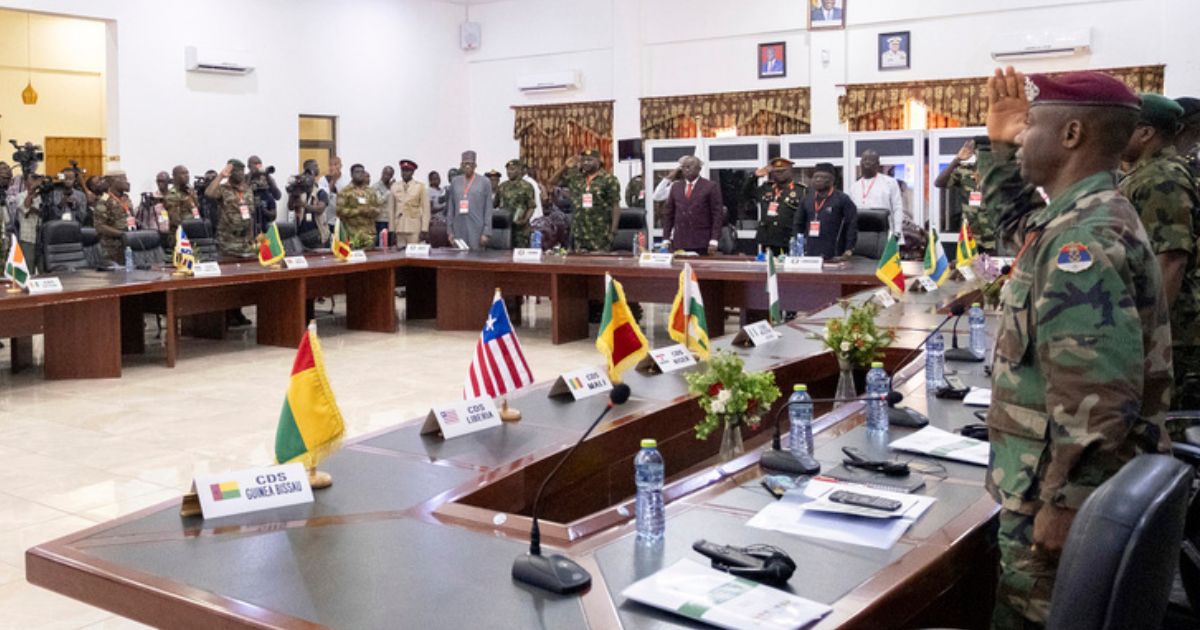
[227,158,246,169]
[1138,93,1184,130]
[580,149,601,159]
[505,158,524,168]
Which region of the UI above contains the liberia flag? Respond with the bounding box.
[464,289,534,399]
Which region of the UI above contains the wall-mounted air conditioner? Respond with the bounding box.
[185,46,255,76]
[516,71,581,94]
[991,28,1091,62]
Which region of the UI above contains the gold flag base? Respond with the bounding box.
[499,399,522,422]
[171,270,193,278]
[179,482,201,517]
[308,467,333,489]
[5,286,23,294]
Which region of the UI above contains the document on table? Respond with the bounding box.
[963,387,992,407]
[746,479,936,550]
[622,558,832,630]
[888,426,989,466]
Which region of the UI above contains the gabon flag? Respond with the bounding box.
[274,322,345,468]
[668,262,710,360]
[875,233,906,295]
[331,218,352,261]
[258,223,286,266]
[596,273,649,383]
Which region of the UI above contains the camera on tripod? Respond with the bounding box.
[10,139,45,175]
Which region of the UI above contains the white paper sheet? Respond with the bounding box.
[888,426,989,466]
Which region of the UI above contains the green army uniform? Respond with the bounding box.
[497,177,536,248]
[336,185,381,250]
[980,142,1173,628]
[164,186,200,238]
[949,162,1000,254]
[624,174,645,209]
[563,169,621,252]
[93,192,135,264]
[215,183,256,257]
[753,181,805,253]
[1121,144,1200,412]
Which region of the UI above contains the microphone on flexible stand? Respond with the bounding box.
[512,383,632,594]
[884,303,966,426]
[760,391,904,475]
[945,301,982,362]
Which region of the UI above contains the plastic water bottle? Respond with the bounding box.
[124,246,134,272]
[865,362,889,432]
[788,384,814,457]
[789,234,805,257]
[968,302,987,358]
[925,333,945,392]
[635,439,665,543]
[631,231,643,258]
[530,229,542,250]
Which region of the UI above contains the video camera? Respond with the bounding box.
[10,139,45,175]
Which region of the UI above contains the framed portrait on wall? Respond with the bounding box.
[808,0,846,30]
[879,31,911,70]
[758,42,786,79]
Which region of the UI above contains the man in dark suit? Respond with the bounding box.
[795,162,857,259]
[662,156,724,255]
[811,0,842,23]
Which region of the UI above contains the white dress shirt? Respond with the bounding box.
[523,174,544,220]
[848,174,905,242]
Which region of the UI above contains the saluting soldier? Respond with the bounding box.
[935,139,1000,253]
[752,157,805,254]
[204,159,257,257]
[497,159,536,248]
[979,67,1172,629]
[337,164,382,250]
[554,149,621,252]
[163,165,200,254]
[390,159,429,247]
[93,170,137,264]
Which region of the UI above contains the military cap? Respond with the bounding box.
[1175,97,1200,119]
[461,150,477,162]
[887,36,902,44]
[1137,93,1184,130]
[767,157,794,170]
[813,162,836,175]
[227,158,246,169]
[484,169,501,177]
[580,149,602,159]
[1025,72,1141,110]
[505,158,525,168]
[399,159,418,171]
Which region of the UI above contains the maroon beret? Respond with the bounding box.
[1026,71,1141,110]
[399,160,418,171]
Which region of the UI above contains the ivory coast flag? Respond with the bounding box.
[274,322,345,468]
[596,273,649,383]
[668,262,710,360]
[258,223,286,266]
[956,218,978,269]
[766,248,782,324]
[4,235,29,289]
[875,233,906,295]
[331,218,352,261]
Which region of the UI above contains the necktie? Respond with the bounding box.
[685,182,694,199]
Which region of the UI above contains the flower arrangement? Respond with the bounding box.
[685,350,781,440]
[812,300,896,368]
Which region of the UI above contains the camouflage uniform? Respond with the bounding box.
[164,186,200,234]
[93,192,135,264]
[336,185,381,250]
[980,141,1173,629]
[948,162,1001,254]
[215,183,256,257]
[624,174,645,209]
[1121,145,1200,412]
[496,178,536,248]
[753,181,805,253]
[562,169,620,252]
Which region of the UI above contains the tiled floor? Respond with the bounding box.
[0,296,685,629]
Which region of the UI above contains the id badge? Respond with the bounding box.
[191,207,200,218]
[125,215,136,229]
[159,209,169,224]
[582,193,594,209]
[357,197,366,204]
[969,191,982,207]
[459,199,470,214]
[638,190,645,200]
[808,221,821,238]
[767,202,779,217]
[239,205,250,220]
[62,212,73,222]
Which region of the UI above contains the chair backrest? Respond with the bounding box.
[489,209,513,250]
[612,208,647,252]
[1047,454,1192,630]
[123,230,165,267]
[41,220,87,272]
[852,208,890,259]
[181,218,220,263]
[274,221,304,256]
[80,227,105,267]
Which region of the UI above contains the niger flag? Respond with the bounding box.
[274,322,345,468]
[596,273,648,383]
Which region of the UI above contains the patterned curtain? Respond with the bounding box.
[839,65,1166,131]
[640,87,811,139]
[513,101,613,194]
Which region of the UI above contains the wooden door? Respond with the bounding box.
[44,137,104,179]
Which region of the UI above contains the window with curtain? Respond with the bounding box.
[640,87,811,139]
[512,101,613,196]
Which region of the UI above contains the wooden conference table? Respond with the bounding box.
[27,279,1001,629]
[0,249,881,379]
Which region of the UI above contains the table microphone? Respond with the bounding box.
[882,304,964,427]
[760,391,903,475]
[945,302,982,363]
[512,383,631,594]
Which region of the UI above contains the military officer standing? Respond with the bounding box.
[93,170,138,264]
[373,165,396,243]
[935,139,1000,253]
[337,164,382,250]
[163,166,200,256]
[390,160,429,247]
[497,159,536,248]
[979,67,1172,629]
[624,173,645,210]
[1121,94,1200,413]
[204,159,257,257]
[446,151,494,250]
[752,157,805,253]
[554,149,621,252]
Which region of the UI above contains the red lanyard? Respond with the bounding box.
[1011,232,1038,272]
[585,174,597,192]
[772,182,794,200]
[814,190,832,213]
[114,195,132,216]
[462,175,475,199]
[860,176,877,203]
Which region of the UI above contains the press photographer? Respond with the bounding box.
[47,167,89,224]
[247,155,280,235]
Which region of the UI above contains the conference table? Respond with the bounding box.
[0,249,882,379]
[26,278,1002,629]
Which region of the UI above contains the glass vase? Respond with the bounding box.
[835,355,857,407]
[718,416,744,461]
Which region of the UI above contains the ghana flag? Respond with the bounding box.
[596,273,648,383]
[258,223,286,266]
[274,322,345,468]
[875,233,906,295]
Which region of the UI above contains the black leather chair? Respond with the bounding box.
[489,209,513,250]
[852,208,889,259]
[181,219,219,263]
[40,220,87,272]
[612,208,647,252]
[80,226,105,267]
[275,221,304,257]
[123,230,165,268]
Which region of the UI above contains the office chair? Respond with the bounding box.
[181,219,219,263]
[80,226,105,268]
[40,220,88,272]
[489,209,513,250]
[611,208,647,252]
[1169,411,1200,622]
[852,208,890,259]
[274,221,304,257]
[123,230,165,268]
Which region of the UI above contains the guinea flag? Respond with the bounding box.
[274,322,345,468]
[258,223,286,266]
[596,273,649,383]
[875,233,906,295]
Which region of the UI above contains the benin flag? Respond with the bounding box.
[875,233,906,295]
[258,223,285,266]
[596,273,649,383]
[331,218,352,261]
[274,322,345,468]
[956,218,978,269]
[668,263,710,360]
[4,234,29,289]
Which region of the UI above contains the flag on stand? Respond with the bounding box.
[766,249,782,324]
[596,273,649,383]
[4,235,29,289]
[463,289,534,399]
[923,226,949,286]
[173,226,195,273]
[331,218,352,261]
[258,223,286,266]
[668,262,710,360]
[274,322,345,468]
[956,218,978,269]
[875,234,906,295]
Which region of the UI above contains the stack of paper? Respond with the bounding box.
[622,558,832,630]
[888,426,989,466]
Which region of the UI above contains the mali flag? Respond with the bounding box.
[331,218,352,261]
[596,273,649,383]
[668,263,710,360]
[274,322,345,468]
[258,223,286,266]
[4,234,29,289]
[956,218,978,269]
[875,233,906,295]
[923,226,950,286]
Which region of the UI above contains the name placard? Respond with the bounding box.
[193,262,222,277]
[406,243,431,258]
[27,277,64,294]
[284,256,309,269]
[783,256,823,272]
[874,289,897,308]
[513,248,542,263]
[548,367,613,401]
[957,265,977,282]
[453,239,470,251]
[639,252,674,267]
[916,275,939,292]
[348,250,368,263]
[732,320,781,348]
[194,463,313,520]
[420,397,501,440]
[647,344,697,373]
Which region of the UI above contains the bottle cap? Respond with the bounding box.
[640,438,657,449]
[871,361,884,369]
[971,302,981,307]
[793,384,807,392]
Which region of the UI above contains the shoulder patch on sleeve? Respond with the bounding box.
[1055,242,1094,272]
